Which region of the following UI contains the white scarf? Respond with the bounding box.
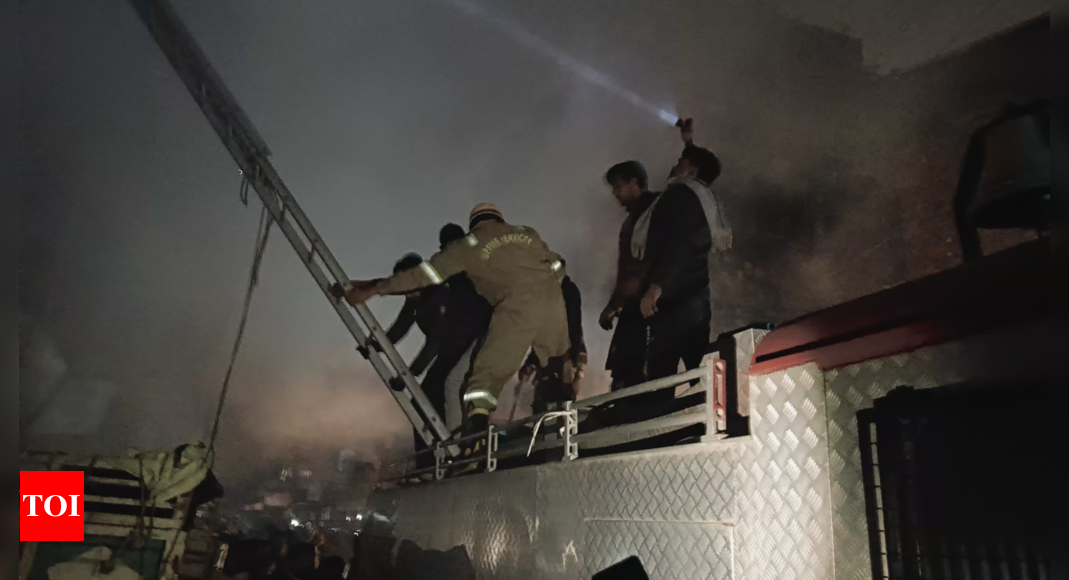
[630,176,732,260]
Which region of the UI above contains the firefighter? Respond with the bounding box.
[344,203,572,448]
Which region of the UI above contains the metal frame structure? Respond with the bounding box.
[368,329,767,579]
[18,451,193,580]
[380,355,723,485]
[857,385,1049,580]
[127,0,454,454]
[367,318,1046,580]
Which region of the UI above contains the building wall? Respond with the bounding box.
[770,0,1047,73]
[699,15,1049,337]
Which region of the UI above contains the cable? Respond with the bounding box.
[526,411,573,457]
[239,174,251,206]
[207,201,274,465]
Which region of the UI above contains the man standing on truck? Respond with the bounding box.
[344,204,573,450]
[600,160,658,392]
[601,119,732,421]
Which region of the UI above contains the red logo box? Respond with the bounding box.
[20,471,85,541]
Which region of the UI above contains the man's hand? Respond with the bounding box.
[344,280,380,306]
[676,117,694,144]
[599,303,621,330]
[640,284,663,318]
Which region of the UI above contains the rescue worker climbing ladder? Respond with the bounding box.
[343,203,574,447]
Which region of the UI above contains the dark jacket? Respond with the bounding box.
[604,192,658,384]
[643,182,713,314]
[561,276,586,360]
[385,274,491,375]
[607,191,659,312]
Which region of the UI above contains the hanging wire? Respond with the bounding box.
[207,199,273,465]
[238,172,250,206]
[526,411,573,457]
[102,454,155,574]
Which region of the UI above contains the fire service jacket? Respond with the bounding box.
[376,220,565,306]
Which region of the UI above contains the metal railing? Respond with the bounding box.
[380,355,729,485]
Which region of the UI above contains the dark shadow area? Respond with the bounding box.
[351,533,476,580]
[593,555,651,580]
[859,382,1051,580]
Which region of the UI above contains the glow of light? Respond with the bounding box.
[657,109,681,125]
[290,518,300,527]
[440,0,678,125]
[355,514,363,521]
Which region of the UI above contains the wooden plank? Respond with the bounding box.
[86,512,184,529]
[83,524,133,538]
[84,495,173,510]
[87,476,141,487]
[85,495,149,506]
[85,524,182,542]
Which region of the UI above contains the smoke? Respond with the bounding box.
[438,0,679,126]
[217,346,411,469]
[18,0,1046,495]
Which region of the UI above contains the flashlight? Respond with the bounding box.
[658,110,681,125]
[676,117,694,143]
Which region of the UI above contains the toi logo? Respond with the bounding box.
[20,471,85,541]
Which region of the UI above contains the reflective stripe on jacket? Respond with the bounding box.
[377,220,565,306]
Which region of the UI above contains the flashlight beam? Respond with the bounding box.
[440,0,678,125]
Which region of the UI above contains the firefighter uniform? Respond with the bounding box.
[376,215,571,418]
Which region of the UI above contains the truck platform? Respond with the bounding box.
[365,239,1050,580]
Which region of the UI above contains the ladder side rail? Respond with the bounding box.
[253,190,442,448]
[254,161,449,432]
[253,161,454,449]
[131,0,454,450]
[129,0,270,158]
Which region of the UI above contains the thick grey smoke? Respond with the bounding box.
[19,0,1047,491]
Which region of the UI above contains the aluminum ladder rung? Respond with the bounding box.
[130,0,457,456]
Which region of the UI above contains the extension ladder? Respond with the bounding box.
[129,0,457,455]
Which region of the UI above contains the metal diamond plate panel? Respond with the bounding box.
[371,327,895,579]
[824,322,1048,580]
[582,521,735,579]
[544,446,739,524]
[374,468,540,579]
[368,320,1045,580]
[539,445,741,578]
[734,329,769,417]
[372,443,742,580]
[738,363,833,580]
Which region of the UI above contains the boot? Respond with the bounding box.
[456,412,489,475]
[532,356,576,414]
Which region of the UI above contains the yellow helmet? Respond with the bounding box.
[468,203,503,228]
